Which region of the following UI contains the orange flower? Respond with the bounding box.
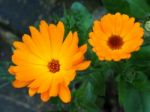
[89,13,144,61]
[8,21,90,103]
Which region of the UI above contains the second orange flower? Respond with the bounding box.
[89,13,144,61]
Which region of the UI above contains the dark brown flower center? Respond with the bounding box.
[48,59,60,73]
[107,35,124,50]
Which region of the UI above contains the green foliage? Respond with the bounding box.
[62,2,93,44]
[126,0,150,18]
[89,71,106,96]
[118,79,150,112]
[131,45,150,62]
[0,61,13,82]
[74,82,100,112]
[117,59,150,112]
[102,0,130,14]
[132,72,150,91]
[102,0,150,18]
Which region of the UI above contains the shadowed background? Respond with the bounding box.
[0,0,103,112]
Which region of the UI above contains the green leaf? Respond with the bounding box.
[126,0,150,18]
[102,0,150,18]
[141,92,150,112]
[118,79,150,112]
[130,45,150,62]
[89,71,106,96]
[119,64,150,91]
[118,77,127,105]
[73,82,100,112]
[62,2,93,44]
[79,103,100,112]
[132,72,150,91]
[76,82,95,103]
[71,2,93,33]
[102,0,130,14]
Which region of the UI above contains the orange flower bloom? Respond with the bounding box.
[8,21,90,103]
[89,13,144,61]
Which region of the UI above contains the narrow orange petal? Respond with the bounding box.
[79,44,87,53]
[28,88,37,96]
[12,80,29,88]
[8,66,16,75]
[41,91,50,102]
[75,61,91,70]
[59,84,71,103]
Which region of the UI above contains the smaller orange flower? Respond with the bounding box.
[89,13,144,61]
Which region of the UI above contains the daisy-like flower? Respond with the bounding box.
[89,13,144,61]
[8,21,90,103]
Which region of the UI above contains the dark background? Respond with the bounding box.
[0,0,104,112]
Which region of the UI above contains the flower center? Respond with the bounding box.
[48,59,60,73]
[107,35,124,50]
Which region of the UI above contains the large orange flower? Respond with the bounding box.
[8,21,90,103]
[89,13,144,61]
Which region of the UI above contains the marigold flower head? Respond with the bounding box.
[89,13,144,61]
[8,20,90,103]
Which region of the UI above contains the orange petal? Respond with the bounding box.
[22,34,44,60]
[28,88,37,96]
[41,91,50,102]
[75,61,91,70]
[79,44,87,54]
[15,66,48,81]
[39,20,52,58]
[100,13,114,36]
[37,75,52,93]
[12,50,47,65]
[59,84,71,103]
[49,73,63,97]
[29,26,51,61]
[49,23,64,58]
[72,51,83,65]
[28,75,48,88]
[59,32,73,57]
[13,41,24,49]
[61,70,76,85]
[57,21,64,38]
[12,80,29,88]
[8,66,16,75]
